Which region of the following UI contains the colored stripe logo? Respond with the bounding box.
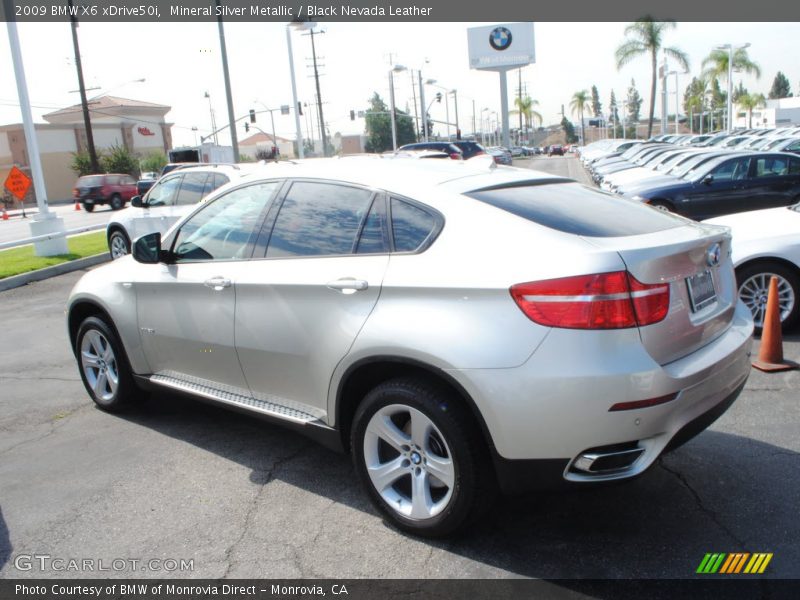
[697,552,773,574]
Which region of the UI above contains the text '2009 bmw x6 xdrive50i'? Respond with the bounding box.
[67,157,753,537]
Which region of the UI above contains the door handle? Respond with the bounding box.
[204,277,231,291]
[326,278,369,292]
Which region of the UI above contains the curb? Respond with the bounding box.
[0,253,110,293]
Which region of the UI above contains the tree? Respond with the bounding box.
[364,92,414,153]
[708,77,727,130]
[102,144,139,177]
[769,71,792,99]
[683,77,706,132]
[139,151,167,174]
[626,79,642,124]
[609,90,619,133]
[615,18,689,138]
[732,81,748,104]
[738,92,766,128]
[591,85,603,118]
[70,151,96,176]
[570,90,591,145]
[702,46,761,84]
[561,116,578,144]
[510,96,542,142]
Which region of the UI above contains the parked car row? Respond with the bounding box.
[580,130,800,331]
[71,156,753,537]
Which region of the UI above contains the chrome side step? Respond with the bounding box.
[149,372,320,425]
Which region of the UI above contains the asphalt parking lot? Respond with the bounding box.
[1,157,798,584]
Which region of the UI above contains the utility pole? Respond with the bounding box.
[305,28,328,156]
[68,0,99,173]
[216,0,239,161]
[517,68,523,143]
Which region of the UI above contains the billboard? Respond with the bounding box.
[467,23,535,71]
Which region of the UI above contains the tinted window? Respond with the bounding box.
[175,172,209,206]
[204,173,230,196]
[77,175,103,187]
[710,158,751,181]
[784,141,800,153]
[466,182,682,237]
[355,198,389,254]
[790,158,800,175]
[121,176,136,185]
[754,156,789,178]
[146,176,182,207]
[173,182,278,262]
[391,198,438,252]
[266,182,374,257]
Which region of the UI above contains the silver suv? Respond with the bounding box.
[68,158,753,536]
[106,164,251,259]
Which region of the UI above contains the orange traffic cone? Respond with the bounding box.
[1,207,7,220]
[74,198,81,211]
[752,276,798,372]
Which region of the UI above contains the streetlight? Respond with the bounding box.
[481,108,489,145]
[425,79,452,140]
[716,42,750,133]
[286,21,316,159]
[204,91,218,145]
[667,70,686,135]
[388,64,407,151]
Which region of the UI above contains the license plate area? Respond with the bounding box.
[686,270,717,312]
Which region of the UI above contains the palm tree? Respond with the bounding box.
[738,93,766,128]
[701,47,761,130]
[569,90,591,145]
[510,96,542,143]
[615,19,690,138]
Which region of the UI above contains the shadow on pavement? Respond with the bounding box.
[114,390,799,579]
[0,506,11,570]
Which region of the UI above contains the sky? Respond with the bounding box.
[1,21,799,147]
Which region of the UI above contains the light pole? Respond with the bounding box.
[450,89,459,138]
[204,92,218,145]
[480,108,489,145]
[667,71,684,134]
[716,42,750,133]
[254,101,280,156]
[388,64,407,151]
[286,22,315,159]
[426,80,452,140]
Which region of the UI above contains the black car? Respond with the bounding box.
[623,152,800,220]
[451,141,487,159]
[397,142,463,159]
[547,145,565,156]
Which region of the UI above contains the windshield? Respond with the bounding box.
[669,153,718,178]
[656,151,692,172]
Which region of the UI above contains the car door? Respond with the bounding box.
[748,154,795,209]
[683,157,752,219]
[135,181,280,391]
[234,180,390,420]
[131,174,183,240]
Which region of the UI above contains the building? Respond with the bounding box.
[734,96,800,129]
[0,95,172,201]
[239,132,295,160]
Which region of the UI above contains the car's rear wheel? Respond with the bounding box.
[736,261,800,330]
[351,378,493,537]
[82,202,94,212]
[76,316,134,411]
[110,194,124,210]
[108,230,130,259]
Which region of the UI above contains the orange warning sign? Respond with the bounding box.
[4,166,32,201]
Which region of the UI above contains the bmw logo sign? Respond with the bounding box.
[489,27,513,51]
[706,243,722,267]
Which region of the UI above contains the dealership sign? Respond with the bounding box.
[137,126,155,136]
[467,22,535,71]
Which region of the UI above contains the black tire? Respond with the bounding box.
[82,202,95,212]
[736,261,800,331]
[351,377,494,537]
[75,316,135,412]
[648,200,673,212]
[108,229,131,260]
[110,194,124,210]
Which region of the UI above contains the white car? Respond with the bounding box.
[705,203,800,329]
[106,164,250,259]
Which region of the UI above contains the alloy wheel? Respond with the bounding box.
[80,329,119,402]
[738,272,795,328]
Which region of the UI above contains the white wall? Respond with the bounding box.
[36,128,76,153]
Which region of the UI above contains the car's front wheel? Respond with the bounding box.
[76,316,135,411]
[351,378,493,537]
[108,230,130,259]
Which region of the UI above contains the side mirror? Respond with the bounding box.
[131,195,143,208]
[132,232,163,264]
[702,175,714,185]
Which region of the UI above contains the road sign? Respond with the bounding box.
[4,166,32,201]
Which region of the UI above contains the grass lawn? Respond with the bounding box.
[0,231,107,279]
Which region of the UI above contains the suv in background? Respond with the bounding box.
[106,164,247,259]
[397,142,463,159]
[73,174,137,212]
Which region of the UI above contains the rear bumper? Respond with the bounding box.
[449,300,754,488]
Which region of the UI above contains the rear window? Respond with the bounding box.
[77,176,103,187]
[465,182,683,237]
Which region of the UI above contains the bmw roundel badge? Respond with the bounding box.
[489,27,513,51]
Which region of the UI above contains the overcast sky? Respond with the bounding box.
[1,21,798,147]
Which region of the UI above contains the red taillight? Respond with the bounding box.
[449,153,462,160]
[510,271,669,330]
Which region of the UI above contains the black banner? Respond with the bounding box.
[2,0,800,22]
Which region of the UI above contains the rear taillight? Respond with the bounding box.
[449,153,462,160]
[510,271,669,329]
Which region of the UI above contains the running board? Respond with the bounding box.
[149,373,320,425]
